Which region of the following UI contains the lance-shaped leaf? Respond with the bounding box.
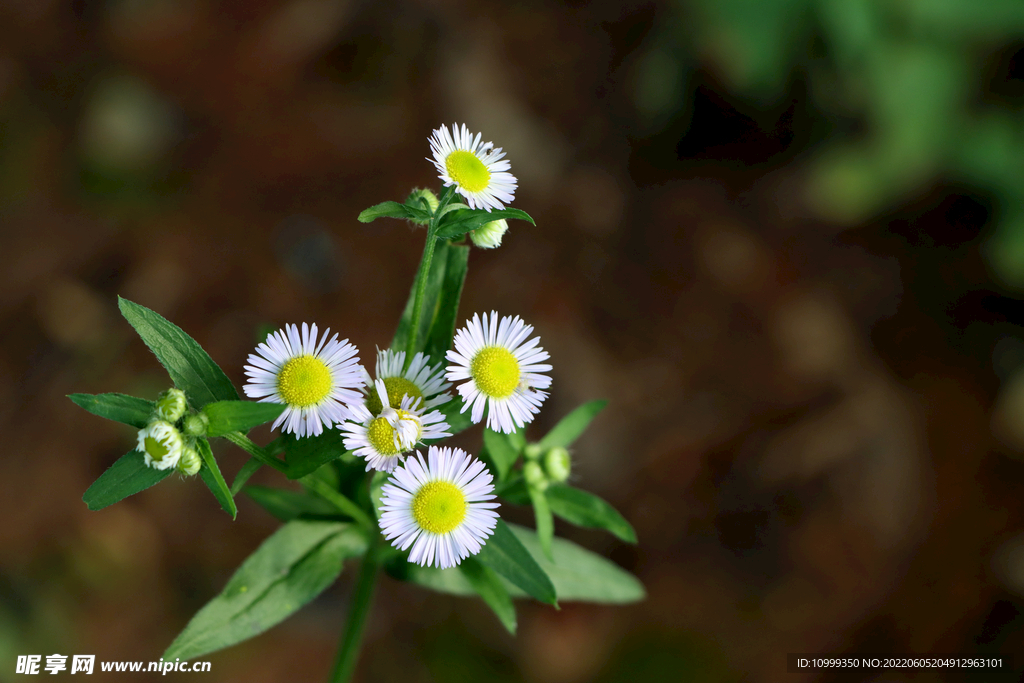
[528,486,555,561]
[435,207,535,240]
[483,428,521,482]
[118,297,238,409]
[197,438,236,519]
[392,239,456,358]
[546,484,637,544]
[357,201,430,224]
[202,400,286,437]
[476,519,556,605]
[460,556,517,634]
[397,524,644,604]
[68,393,154,429]
[282,430,350,479]
[83,450,172,511]
[538,400,607,450]
[164,521,367,660]
[421,242,469,366]
[244,485,341,522]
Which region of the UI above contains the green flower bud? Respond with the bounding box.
[543,446,571,483]
[469,219,508,249]
[523,460,549,491]
[182,412,209,437]
[177,444,202,476]
[407,188,440,224]
[136,420,184,470]
[154,388,187,423]
[523,443,544,460]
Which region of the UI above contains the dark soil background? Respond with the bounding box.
[2,1,1024,681]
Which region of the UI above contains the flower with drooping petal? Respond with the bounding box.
[428,123,517,212]
[243,323,363,438]
[341,379,451,472]
[361,348,451,416]
[446,312,552,434]
[378,446,499,569]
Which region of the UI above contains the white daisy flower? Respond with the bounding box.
[379,446,499,569]
[361,349,451,416]
[428,123,517,212]
[341,379,451,472]
[446,312,552,434]
[137,420,184,470]
[243,323,363,438]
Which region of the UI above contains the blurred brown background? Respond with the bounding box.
[3,0,1024,681]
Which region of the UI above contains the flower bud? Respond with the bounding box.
[177,444,202,476]
[544,446,571,483]
[407,188,440,224]
[523,443,544,460]
[182,412,209,437]
[154,388,187,423]
[137,420,184,470]
[523,460,549,491]
[469,219,508,249]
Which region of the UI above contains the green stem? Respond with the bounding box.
[302,475,374,530]
[229,457,262,495]
[404,186,456,365]
[224,432,288,473]
[328,535,381,683]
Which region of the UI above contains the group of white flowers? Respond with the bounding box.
[136,124,555,571]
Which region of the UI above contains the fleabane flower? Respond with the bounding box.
[243,323,363,438]
[428,123,517,212]
[137,420,184,470]
[341,379,451,472]
[378,446,499,569]
[446,312,552,434]
[362,349,451,416]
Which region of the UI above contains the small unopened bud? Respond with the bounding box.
[407,188,440,224]
[523,460,549,491]
[469,219,508,249]
[523,443,544,460]
[137,420,184,470]
[182,412,208,437]
[154,388,187,423]
[177,445,202,476]
[544,446,571,483]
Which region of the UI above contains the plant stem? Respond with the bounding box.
[404,186,455,365]
[224,432,288,473]
[328,535,381,683]
[302,475,374,530]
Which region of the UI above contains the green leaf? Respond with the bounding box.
[164,521,366,660]
[369,471,387,522]
[244,485,340,522]
[476,519,557,605]
[118,297,238,409]
[459,557,517,634]
[483,428,520,482]
[398,525,644,604]
[282,430,350,479]
[197,438,236,519]
[83,449,172,511]
[546,484,637,544]
[202,401,286,437]
[68,393,154,429]
[357,200,430,223]
[421,242,469,365]
[528,486,555,561]
[509,525,645,603]
[391,239,455,357]
[230,457,262,496]
[538,400,607,449]
[435,207,536,240]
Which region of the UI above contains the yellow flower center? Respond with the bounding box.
[470,347,520,399]
[144,436,168,461]
[365,410,420,456]
[412,480,467,534]
[277,355,332,407]
[365,376,424,415]
[445,150,491,193]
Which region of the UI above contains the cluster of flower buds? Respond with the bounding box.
[522,443,571,491]
[136,388,202,476]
